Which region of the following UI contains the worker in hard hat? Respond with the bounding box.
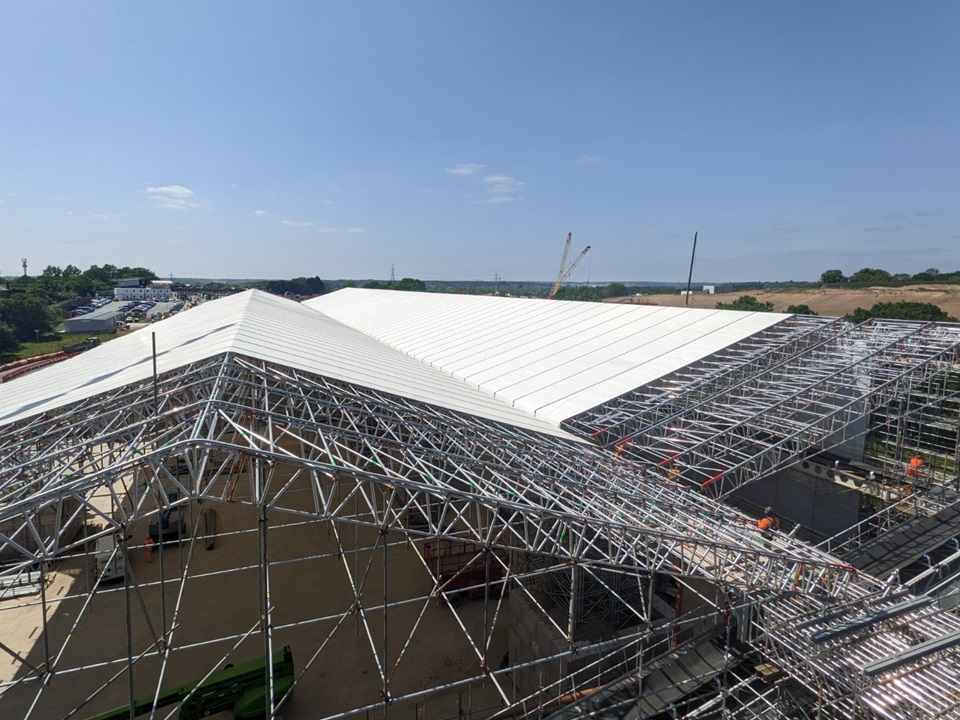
[757,507,780,533]
[906,454,924,479]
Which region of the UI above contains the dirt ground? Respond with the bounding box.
[0,477,513,720]
[614,284,960,319]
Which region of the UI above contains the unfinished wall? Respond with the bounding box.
[734,465,860,540]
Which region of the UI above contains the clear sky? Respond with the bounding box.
[1,2,958,283]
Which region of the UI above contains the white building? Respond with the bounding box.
[113,280,173,301]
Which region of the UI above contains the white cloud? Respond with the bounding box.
[144,184,199,210]
[576,154,602,164]
[475,196,519,205]
[446,163,486,177]
[483,175,526,195]
[317,226,366,234]
[281,219,313,228]
[90,213,123,220]
[254,209,270,217]
[145,184,193,198]
[448,167,526,204]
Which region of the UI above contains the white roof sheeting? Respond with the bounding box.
[1,288,788,436]
[305,289,789,425]
[0,291,573,439]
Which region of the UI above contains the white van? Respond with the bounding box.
[93,535,127,582]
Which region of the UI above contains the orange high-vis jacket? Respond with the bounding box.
[758,516,779,532]
[907,456,924,477]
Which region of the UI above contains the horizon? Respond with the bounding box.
[2,3,958,282]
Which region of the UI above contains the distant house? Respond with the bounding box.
[0,284,9,299]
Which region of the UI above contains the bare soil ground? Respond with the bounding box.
[0,476,510,720]
[614,284,960,319]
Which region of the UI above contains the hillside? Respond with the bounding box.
[613,284,960,319]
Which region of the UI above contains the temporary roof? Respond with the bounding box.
[0,291,568,438]
[305,289,787,425]
[0,289,786,436]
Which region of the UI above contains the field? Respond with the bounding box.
[0,332,122,364]
[618,284,960,319]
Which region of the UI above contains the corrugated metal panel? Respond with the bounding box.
[306,289,789,425]
[0,291,574,439]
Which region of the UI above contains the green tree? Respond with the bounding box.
[847,307,871,323]
[911,268,941,281]
[117,266,159,280]
[603,282,628,298]
[848,268,893,284]
[716,295,774,312]
[0,321,18,354]
[819,269,846,284]
[77,263,152,296]
[30,267,69,302]
[786,304,817,315]
[261,276,326,296]
[69,274,107,298]
[363,281,385,290]
[0,294,57,341]
[83,265,114,284]
[389,277,426,292]
[846,301,955,323]
[553,286,601,302]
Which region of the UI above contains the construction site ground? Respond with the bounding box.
[0,486,510,720]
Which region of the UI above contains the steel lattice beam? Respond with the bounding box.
[2,344,960,719]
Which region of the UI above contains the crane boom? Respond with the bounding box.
[552,233,572,292]
[549,245,591,298]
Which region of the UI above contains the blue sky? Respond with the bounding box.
[1,2,958,283]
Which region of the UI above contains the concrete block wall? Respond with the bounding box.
[507,588,646,701]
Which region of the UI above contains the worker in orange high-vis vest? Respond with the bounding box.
[757,507,780,533]
[906,454,924,479]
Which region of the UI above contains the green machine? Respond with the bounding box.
[89,645,294,720]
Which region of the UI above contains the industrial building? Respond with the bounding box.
[62,306,123,334]
[1,288,959,719]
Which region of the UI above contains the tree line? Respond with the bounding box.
[0,264,159,354]
[247,276,327,296]
[819,267,960,285]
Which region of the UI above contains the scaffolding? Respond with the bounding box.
[568,318,960,502]
[1,314,960,718]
